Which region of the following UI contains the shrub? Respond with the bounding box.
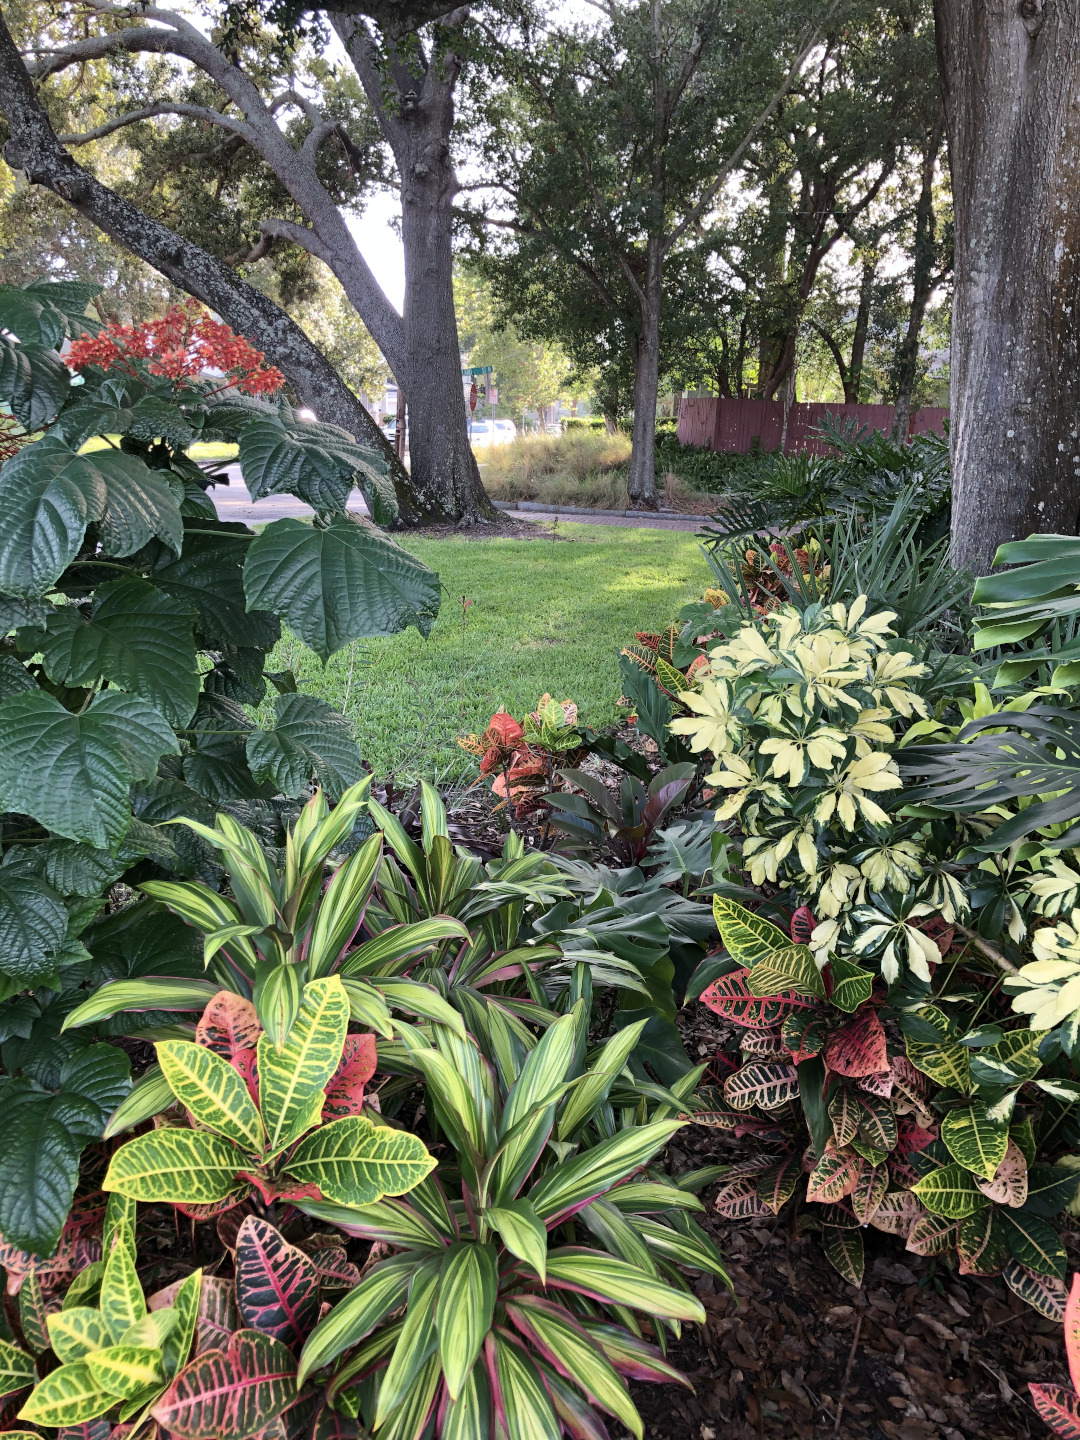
[0,278,440,1256]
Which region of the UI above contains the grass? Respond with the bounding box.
[271,522,707,782]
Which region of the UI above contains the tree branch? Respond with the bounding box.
[56,101,255,146]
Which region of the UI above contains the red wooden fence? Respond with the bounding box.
[676,397,948,455]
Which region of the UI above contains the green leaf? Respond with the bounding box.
[712,897,791,966]
[0,1080,103,1256]
[490,1332,560,1440]
[0,872,67,981]
[103,1126,247,1205]
[503,1296,641,1439]
[941,1102,1009,1181]
[47,1308,113,1363]
[557,1020,646,1140]
[247,693,364,800]
[148,520,280,651]
[0,437,181,597]
[0,1337,35,1399]
[298,1255,417,1383]
[1000,1210,1067,1277]
[0,690,178,848]
[373,1256,442,1426]
[162,1268,202,1379]
[257,975,350,1153]
[243,513,441,660]
[485,1200,549,1282]
[238,414,388,515]
[904,1006,972,1092]
[542,1249,705,1321]
[828,955,875,1013]
[100,1235,146,1341]
[747,944,825,1000]
[17,1361,114,1426]
[911,1162,989,1219]
[39,579,198,728]
[156,1040,265,1151]
[286,1115,435,1205]
[65,979,222,1035]
[85,1345,164,1399]
[530,1120,684,1223]
[339,916,470,979]
[436,1243,498,1402]
[0,339,70,429]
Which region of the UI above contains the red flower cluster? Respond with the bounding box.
[67,298,285,396]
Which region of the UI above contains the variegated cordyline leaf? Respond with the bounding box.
[722,1062,799,1112]
[196,992,262,1062]
[436,1242,498,1403]
[699,969,818,1028]
[823,1005,888,1078]
[486,1330,561,1440]
[234,1218,319,1351]
[905,1212,960,1257]
[581,1321,691,1387]
[754,1152,802,1215]
[1003,1260,1067,1321]
[540,1250,705,1323]
[806,1144,862,1205]
[713,1177,771,1220]
[1029,1383,1080,1440]
[152,1329,297,1440]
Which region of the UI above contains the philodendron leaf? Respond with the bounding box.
[243,513,441,660]
[156,1041,265,1152]
[247,694,365,800]
[941,1102,1010,1181]
[0,437,182,597]
[286,1116,436,1206]
[103,1126,248,1206]
[39,579,199,728]
[234,1217,320,1351]
[0,872,67,982]
[0,339,70,430]
[0,690,178,848]
[257,976,350,1155]
[152,1329,297,1440]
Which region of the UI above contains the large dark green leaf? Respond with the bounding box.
[0,872,68,981]
[0,340,70,429]
[180,695,268,803]
[238,415,390,518]
[0,690,178,847]
[247,694,364,800]
[0,653,36,697]
[53,394,197,453]
[39,579,199,727]
[901,708,1080,849]
[0,438,182,596]
[0,281,96,346]
[244,515,440,660]
[147,521,279,650]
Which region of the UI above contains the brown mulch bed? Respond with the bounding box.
[625,1006,1073,1440]
[401,516,558,540]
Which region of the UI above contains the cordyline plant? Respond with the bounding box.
[102,976,434,1217]
[292,1011,728,1439]
[4,1194,371,1440]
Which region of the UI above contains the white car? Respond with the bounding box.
[469,417,516,447]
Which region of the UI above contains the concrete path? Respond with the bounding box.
[204,464,703,532]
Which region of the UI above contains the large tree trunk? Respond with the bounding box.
[893,115,946,446]
[0,9,424,525]
[626,249,662,509]
[846,259,876,404]
[937,0,1080,569]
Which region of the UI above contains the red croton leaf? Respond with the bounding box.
[321,1034,377,1122]
[195,991,262,1063]
[1067,1271,1080,1392]
[700,968,818,1028]
[1030,1384,1080,1440]
[232,1048,260,1109]
[235,1217,320,1352]
[57,1420,113,1440]
[790,906,816,945]
[152,1329,298,1440]
[823,1005,888,1078]
[897,1118,938,1155]
[238,1173,323,1208]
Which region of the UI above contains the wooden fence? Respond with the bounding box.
[676,398,948,455]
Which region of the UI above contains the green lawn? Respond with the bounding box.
[273,523,707,782]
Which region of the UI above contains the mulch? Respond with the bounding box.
[624,1003,1074,1440]
[401,516,558,540]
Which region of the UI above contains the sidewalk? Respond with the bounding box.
[204,465,703,532]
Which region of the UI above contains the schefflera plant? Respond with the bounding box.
[293,1010,729,1440]
[102,975,435,1214]
[12,1195,202,1429]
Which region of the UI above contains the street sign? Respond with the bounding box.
[462,365,493,378]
